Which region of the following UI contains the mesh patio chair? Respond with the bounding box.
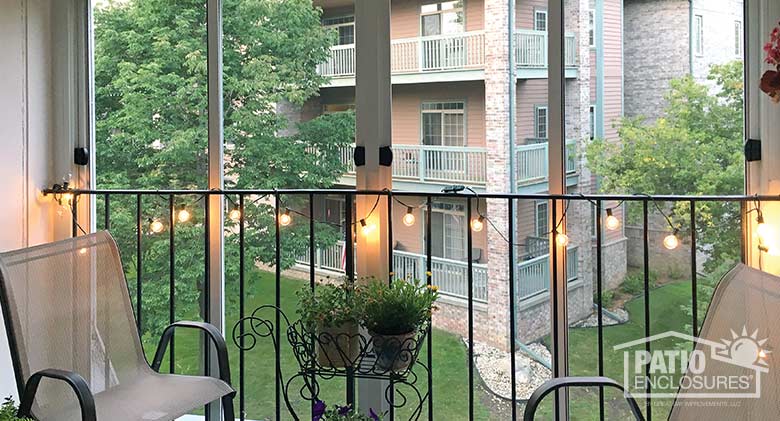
[0,231,235,421]
[524,263,780,421]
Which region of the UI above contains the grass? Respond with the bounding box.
[142,269,490,420]
[538,280,694,420]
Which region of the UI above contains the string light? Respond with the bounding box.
[149,218,164,234]
[78,247,87,255]
[605,208,621,231]
[279,208,292,226]
[663,229,680,250]
[228,207,242,222]
[60,192,74,206]
[402,207,416,227]
[360,219,376,237]
[176,207,191,223]
[470,216,485,232]
[555,231,570,247]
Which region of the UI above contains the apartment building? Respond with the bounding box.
[288,0,628,350]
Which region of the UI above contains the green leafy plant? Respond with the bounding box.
[358,279,439,335]
[0,397,32,421]
[297,280,361,329]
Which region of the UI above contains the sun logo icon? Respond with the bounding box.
[716,326,771,368]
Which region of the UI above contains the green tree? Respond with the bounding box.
[586,61,745,269]
[94,0,353,336]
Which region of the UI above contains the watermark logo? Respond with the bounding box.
[614,327,770,399]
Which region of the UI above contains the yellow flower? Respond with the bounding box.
[425,271,432,277]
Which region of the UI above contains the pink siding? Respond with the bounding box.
[516,79,548,143]
[516,0,548,30]
[392,82,486,147]
[603,0,622,144]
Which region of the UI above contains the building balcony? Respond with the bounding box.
[336,140,578,192]
[318,31,577,87]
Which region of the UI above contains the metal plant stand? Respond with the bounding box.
[232,305,430,420]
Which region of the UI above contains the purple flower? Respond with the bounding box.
[337,405,351,416]
[369,408,380,421]
[313,400,326,421]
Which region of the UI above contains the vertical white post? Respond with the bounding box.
[548,0,569,419]
[355,0,392,415]
[206,0,225,419]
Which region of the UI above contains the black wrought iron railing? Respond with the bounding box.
[44,187,769,421]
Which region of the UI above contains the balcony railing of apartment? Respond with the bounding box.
[338,141,576,187]
[47,187,752,421]
[318,31,576,78]
[517,139,577,185]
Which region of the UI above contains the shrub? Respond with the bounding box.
[619,271,659,296]
[358,278,438,335]
[297,280,361,330]
[0,398,32,421]
[595,289,615,309]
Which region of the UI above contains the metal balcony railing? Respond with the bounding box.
[49,187,752,421]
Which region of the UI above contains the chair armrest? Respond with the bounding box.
[18,368,97,421]
[523,376,644,421]
[152,321,232,385]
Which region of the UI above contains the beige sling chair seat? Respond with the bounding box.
[0,231,235,421]
[523,263,780,421]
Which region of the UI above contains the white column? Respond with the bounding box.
[355,0,393,415]
[747,0,780,274]
[206,0,225,419]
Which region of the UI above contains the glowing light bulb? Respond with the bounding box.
[78,247,88,255]
[402,207,416,227]
[59,192,74,206]
[759,349,768,359]
[756,214,774,243]
[279,209,292,227]
[177,208,191,223]
[360,219,376,236]
[150,219,164,234]
[663,230,680,250]
[556,232,569,247]
[228,208,242,222]
[605,208,621,231]
[470,216,485,232]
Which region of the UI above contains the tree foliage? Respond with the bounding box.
[94,0,353,336]
[586,61,745,268]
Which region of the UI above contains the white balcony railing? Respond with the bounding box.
[516,139,577,185]
[296,242,577,303]
[517,247,579,300]
[318,30,577,77]
[340,144,487,186]
[295,242,489,302]
[514,30,577,68]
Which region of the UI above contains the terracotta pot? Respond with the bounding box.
[316,322,360,368]
[370,330,418,372]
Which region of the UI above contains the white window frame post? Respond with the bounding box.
[355,0,393,415]
[548,0,569,419]
[206,0,226,419]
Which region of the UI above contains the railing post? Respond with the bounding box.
[418,147,426,182]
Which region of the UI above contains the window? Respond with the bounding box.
[694,15,704,56]
[427,202,467,261]
[534,106,548,139]
[422,102,466,146]
[421,1,464,37]
[588,10,595,47]
[534,9,547,32]
[734,21,743,56]
[535,201,548,238]
[589,105,595,140]
[323,16,355,45]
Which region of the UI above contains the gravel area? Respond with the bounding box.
[574,307,629,328]
[468,340,552,401]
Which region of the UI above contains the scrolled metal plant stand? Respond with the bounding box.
[232,305,430,420]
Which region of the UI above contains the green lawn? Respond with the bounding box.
[143,269,490,420]
[538,281,694,420]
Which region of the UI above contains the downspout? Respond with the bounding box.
[689,0,694,75]
[509,0,517,193]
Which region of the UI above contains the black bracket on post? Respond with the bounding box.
[354,146,366,167]
[745,139,761,162]
[379,146,393,167]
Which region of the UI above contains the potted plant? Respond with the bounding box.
[358,278,438,372]
[297,280,361,368]
[0,397,32,421]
